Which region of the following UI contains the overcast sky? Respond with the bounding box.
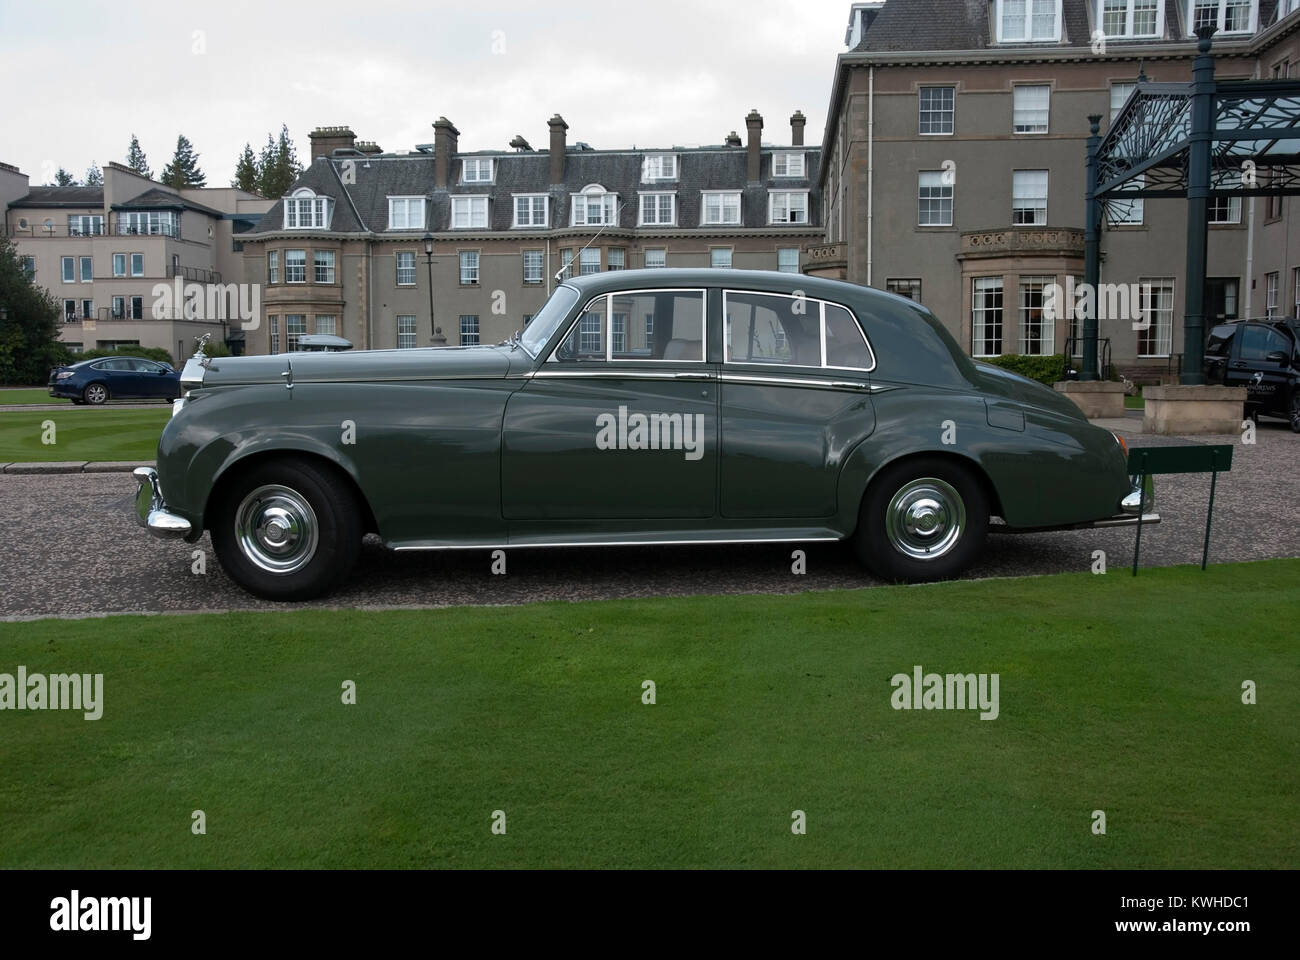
[0,0,853,189]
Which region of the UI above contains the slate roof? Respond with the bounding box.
[851,0,1282,53]
[245,144,821,238]
[9,186,105,208]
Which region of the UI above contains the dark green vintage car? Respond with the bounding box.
[134,269,1154,600]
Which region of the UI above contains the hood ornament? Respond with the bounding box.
[192,333,214,367]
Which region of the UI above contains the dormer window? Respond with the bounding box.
[641,154,678,182]
[1098,0,1163,37]
[283,188,333,230]
[1187,0,1256,34]
[996,0,1062,42]
[773,152,805,177]
[462,157,494,183]
[571,185,618,226]
[388,196,426,230]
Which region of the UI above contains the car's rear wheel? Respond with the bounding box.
[210,457,362,601]
[83,383,108,405]
[1289,391,1300,434]
[855,457,989,582]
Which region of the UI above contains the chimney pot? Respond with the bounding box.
[548,114,569,185]
[745,110,763,183]
[790,110,806,147]
[309,126,357,162]
[433,117,460,191]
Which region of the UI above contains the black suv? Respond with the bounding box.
[1204,318,1300,432]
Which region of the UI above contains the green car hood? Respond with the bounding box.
[195,344,517,387]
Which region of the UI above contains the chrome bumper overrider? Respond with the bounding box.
[133,466,192,539]
[1086,475,1159,528]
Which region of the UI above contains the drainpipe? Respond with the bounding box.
[867,65,875,285]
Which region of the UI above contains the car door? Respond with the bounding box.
[130,359,164,397]
[501,287,718,522]
[718,289,876,519]
[1231,323,1293,414]
[93,359,130,397]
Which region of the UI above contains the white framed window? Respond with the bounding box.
[919,86,956,135]
[1110,82,1138,122]
[1265,271,1279,318]
[1013,170,1049,225]
[1137,278,1174,357]
[778,248,800,273]
[451,196,489,229]
[644,248,666,268]
[711,248,733,269]
[314,250,336,284]
[62,298,76,319]
[269,316,279,354]
[641,154,678,182]
[397,315,417,349]
[130,253,143,277]
[523,250,544,284]
[1013,84,1051,134]
[396,251,416,286]
[571,186,618,226]
[19,256,35,278]
[1099,0,1163,37]
[388,196,426,231]
[285,314,307,352]
[607,248,625,271]
[111,295,125,319]
[282,189,332,230]
[459,250,479,285]
[1019,276,1055,355]
[918,172,954,226]
[579,247,602,275]
[773,152,805,177]
[268,250,279,284]
[702,191,742,225]
[61,257,74,283]
[1108,175,1145,224]
[639,192,676,226]
[1209,192,1242,224]
[285,250,306,284]
[996,0,1062,41]
[118,211,178,236]
[513,194,548,228]
[315,315,336,336]
[462,157,494,183]
[460,314,480,345]
[68,215,103,236]
[768,191,809,224]
[559,249,574,279]
[1187,0,1256,34]
[112,253,126,277]
[972,277,1005,357]
[79,256,92,282]
[886,278,922,301]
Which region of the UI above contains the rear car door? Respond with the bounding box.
[501,287,718,522]
[718,289,876,519]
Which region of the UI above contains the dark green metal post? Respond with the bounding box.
[1202,450,1219,570]
[1182,28,1216,385]
[1083,114,1103,381]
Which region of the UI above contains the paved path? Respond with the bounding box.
[0,422,1294,620]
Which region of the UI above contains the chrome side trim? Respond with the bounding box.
[530,369,701,381]
[1088,512,1162,529]
[718,372,891,392]
[393,534,841,552]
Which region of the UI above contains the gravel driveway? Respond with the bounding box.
[1,418,1294,620]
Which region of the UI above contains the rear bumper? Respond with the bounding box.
[133,466,193,539]
[991,475,1159,532]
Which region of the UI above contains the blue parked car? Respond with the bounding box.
[48,356,181,404]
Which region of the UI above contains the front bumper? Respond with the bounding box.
[133,466,193,539]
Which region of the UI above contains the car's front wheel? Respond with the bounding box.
[210,457,363,601]
[1289,391,1300,434]
[855,457,989,582]
[83,382,108,405]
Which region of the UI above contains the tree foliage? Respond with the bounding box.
[256,125,302,198]
[160,134,207,189]
[232,144,259,193]
[0,235,64,384]
[125,134,151,178]
[52,168,76,186]
[84,163,103,186]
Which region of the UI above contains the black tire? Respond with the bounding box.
[855,456,989,582]
[210,456,363,601]
[1289,391,1300,434]
[83,382,109,405]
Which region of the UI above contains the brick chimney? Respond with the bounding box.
[355,141,383,155]
[724,131,742,147]
[433,117,460,191]
[309,126,357,162]
[790,110,806,146]
[548,114,568,185]
[745,109,763,182]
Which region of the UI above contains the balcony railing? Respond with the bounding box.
[8,222,180,238]
[167,263,222,284]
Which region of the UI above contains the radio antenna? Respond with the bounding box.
[554,200,625,282]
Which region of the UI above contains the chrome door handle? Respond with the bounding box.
[674,372,714,381]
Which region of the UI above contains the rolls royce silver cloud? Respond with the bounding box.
[134,269,1154,600]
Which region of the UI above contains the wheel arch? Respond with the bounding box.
[840,447,1004,538]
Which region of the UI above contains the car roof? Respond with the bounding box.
[560,267,915,309]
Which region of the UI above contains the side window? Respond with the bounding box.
[554,290,705,362]
[1205,325,1236,358]
[1239,324,1290,363]
[824,304,873,369]
[725,291,819,366]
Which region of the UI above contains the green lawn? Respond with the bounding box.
[0,408,168,462]
[0,388,62,405]
[1124,395,1145,409]
[1,560,1295,869]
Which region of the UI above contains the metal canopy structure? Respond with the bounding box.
[1082,29,1300,384]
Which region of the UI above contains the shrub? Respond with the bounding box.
[983,354,1066,387]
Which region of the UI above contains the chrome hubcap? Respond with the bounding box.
[87,385,105,402]
[235,484,318,574]
[885,477,965,560]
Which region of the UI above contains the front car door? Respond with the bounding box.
[501,287,718,528]
[1231,323,1293,415]
[718,289,876,519]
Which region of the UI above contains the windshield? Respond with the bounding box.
[519,284,581,357]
